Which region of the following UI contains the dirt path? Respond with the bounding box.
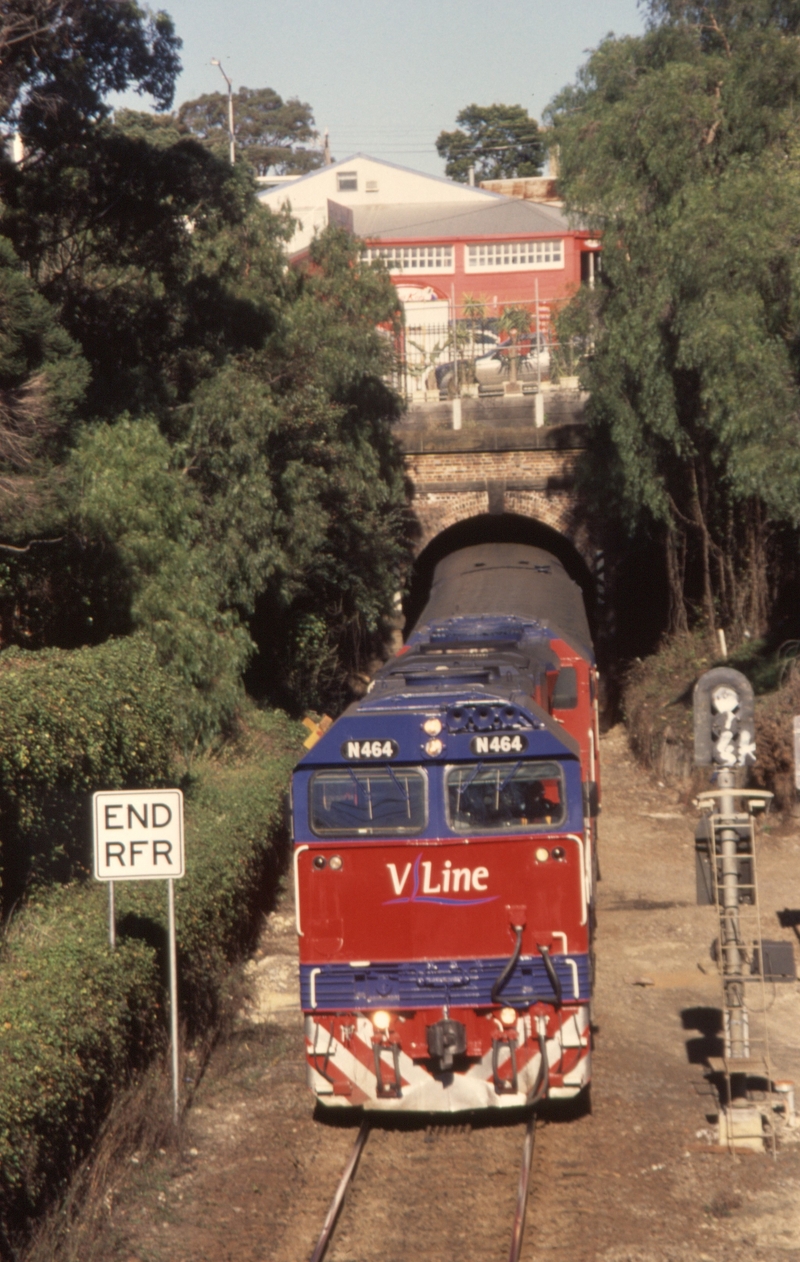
[104,726,800,1261]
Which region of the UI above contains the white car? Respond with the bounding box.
[474,341,550,384]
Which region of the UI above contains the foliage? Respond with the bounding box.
[0,706,303,1251]
[1,125,260,422]
[0,884,161,1253]
[548,2,800,643]
[178,86,324,176]
[0,235,89,529]
[186,227,412,713]
[623,629,800,807]
[0,635,179,905]
[62,417,252,750]
[435,103,545,182]
[0,0,181,145]
[0,10,411,732]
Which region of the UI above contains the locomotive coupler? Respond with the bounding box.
[492,1034,519,1095]
[426,1017,467,1070]
[372,1037,402,1098]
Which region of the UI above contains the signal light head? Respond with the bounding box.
[499,1007,517,1027]
[371,1009,392,1031]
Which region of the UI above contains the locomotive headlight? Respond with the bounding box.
[535,847,549,863]
[422,717,442,736]
[329,855,343,870]
[424,738,444,756]
[371,1009,392,1031]
[551,846,565,860]
[499,1007,517,1027]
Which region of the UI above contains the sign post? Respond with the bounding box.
[93,789,185,1123]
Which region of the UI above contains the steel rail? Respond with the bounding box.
[309,1118,370,1262]
[509,1111,536,1262]
[309,1108,535,1262]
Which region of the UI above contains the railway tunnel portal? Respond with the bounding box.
[397,389,602,639]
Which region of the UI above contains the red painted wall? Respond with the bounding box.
[370,231,594,318]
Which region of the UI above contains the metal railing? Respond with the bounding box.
[394,316,586,402]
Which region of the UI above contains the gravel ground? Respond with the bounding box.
[100,725,800,1261]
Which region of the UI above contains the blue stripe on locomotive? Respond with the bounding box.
[300,953,591,1010]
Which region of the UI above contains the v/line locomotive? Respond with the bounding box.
[291,543,599,1111]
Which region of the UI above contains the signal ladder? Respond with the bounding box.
[695,775,777,1153]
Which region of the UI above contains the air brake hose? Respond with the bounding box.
[538,944,562,1008]
[491,924,524,1004]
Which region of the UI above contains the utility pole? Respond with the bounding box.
[211,59,235,165]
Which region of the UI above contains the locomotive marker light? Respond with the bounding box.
[692,669,776,1151]
[93,789,184,1123]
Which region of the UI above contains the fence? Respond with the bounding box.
[394,301,586,401]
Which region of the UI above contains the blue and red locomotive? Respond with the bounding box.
[291,543,599,1112]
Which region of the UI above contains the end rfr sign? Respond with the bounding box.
[93,789,185,881]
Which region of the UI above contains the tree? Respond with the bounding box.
[178,86,324,176]
[186,226,410,712]
[0,4,411,728]
[497,305,532,384]
[0,0,181,146]
[1,119,264,420]
[435,104,545,183]
[0,235,88,528]
[548,1,800,642]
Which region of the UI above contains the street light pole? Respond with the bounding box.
[211,58,235,165]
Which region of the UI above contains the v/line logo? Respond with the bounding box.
[383,854,496,908]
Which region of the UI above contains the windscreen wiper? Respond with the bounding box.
[498,760,523,793]
[383,761,410,805]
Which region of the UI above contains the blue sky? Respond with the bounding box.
[122,0,646,175]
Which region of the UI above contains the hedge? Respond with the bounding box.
[0,637,179,906]
[0,706,303,1251]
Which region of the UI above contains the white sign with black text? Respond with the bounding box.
[93,789,185,881]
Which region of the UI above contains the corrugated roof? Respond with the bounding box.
[351,199,570,240]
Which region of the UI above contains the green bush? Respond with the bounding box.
[0,886,161,1245]
[0,706,303,1249]
[0,637,180,907]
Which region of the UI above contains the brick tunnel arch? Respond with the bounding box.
[403,511,597,639]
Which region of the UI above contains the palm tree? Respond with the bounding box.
[497,305,532,385]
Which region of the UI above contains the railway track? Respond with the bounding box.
[309,1111,537,1262]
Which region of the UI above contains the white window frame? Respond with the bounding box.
[465,239,564,273]
[365,245,454,274]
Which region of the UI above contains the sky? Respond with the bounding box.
[121,0,646,176]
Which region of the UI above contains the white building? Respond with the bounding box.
[257,153,500,258]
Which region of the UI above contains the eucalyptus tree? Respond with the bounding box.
[549,1,800,639]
